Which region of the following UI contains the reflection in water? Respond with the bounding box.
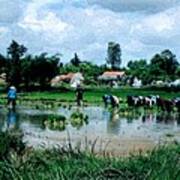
[7,110,16,129]
[107,109,121,135]
[0,107,180,145]
[142,113,156,123]
[0,109,18,131]
[106,109,180,135]
[156,113,180,125]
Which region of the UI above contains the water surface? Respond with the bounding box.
[0,106,179,156]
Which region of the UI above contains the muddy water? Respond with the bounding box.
[0,106,180,156]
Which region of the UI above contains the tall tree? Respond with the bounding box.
[106,42,121,70]
[150,49,179,81]
[0,54,6,74]
[31,53,59,90]
[21,55,33,90]
[7,40,27,89]
[70,53,81,67]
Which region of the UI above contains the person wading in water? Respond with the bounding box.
[76,85,84,106]
[7,86,17,110]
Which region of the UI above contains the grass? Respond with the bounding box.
[0,131,179,180]
[24,87,180,102]
[0,87,178,104]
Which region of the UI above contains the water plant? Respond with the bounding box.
[44,114,67,131]
[70,112,89,128]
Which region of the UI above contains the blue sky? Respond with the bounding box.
[0,0,180,66]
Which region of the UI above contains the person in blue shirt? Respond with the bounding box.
[7,86,17,110]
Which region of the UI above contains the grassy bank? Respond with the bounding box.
[24,87,180,102]
[0,132,180,180]
[0,87,178,104]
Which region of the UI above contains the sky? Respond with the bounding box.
[0,0,180,66]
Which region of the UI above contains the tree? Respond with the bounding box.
[106,42,121,70]
[127,60,150,85]
[31,53,59,90]
[7,40,27,89]
[150,49,179,81]
[161,49,179,77]
[21,55,33,90]
[0,54,6,74]
[61,61,106,85]
[70,53,81,67]
[175,66,180,78]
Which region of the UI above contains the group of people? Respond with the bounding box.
[6,85,84,109]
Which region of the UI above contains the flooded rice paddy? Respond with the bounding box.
[0,106,180,156]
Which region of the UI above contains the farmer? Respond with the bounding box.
[7,86,17,110]
[76,85,84,106]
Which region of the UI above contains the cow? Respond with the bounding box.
[127,95,144,107]
[143,95,159,108]
[156,97,174,113]
[102,94,120,108]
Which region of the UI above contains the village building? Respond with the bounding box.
[51,72,84,88]
[98,71,125,87]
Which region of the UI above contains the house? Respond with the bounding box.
[132,77,142,88]
[169,79,180,87]
[51,73,84,88]
[98,71,125,81]
[70,73,84,88]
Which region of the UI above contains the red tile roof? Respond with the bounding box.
[102,71,125,77]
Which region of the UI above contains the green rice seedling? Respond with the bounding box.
[44,114,67,131]
[70,112,89,128]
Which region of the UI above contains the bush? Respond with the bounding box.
[0,131,25,159]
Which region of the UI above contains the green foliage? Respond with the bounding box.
[149,49,179,81]
[0,131,179,180]
[0,131,25,159]
[70,112,88,128]
[127,49,180,85]
[0,54,6,74]
[70,53,81,67]
[61,61,106,85]
[44,114,67,131]
[1,41,60,90]
[0,40,179,90]
[6,40,27,88]
[127,59,150,85]
[176,66,180,78]
[30,53,60,89]
[106,42,121,70]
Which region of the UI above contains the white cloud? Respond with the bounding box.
[132,6,180,46]
[0,0,180,65]
[0,0,28,23]
[19,12,69,34]
[0,27,8,34]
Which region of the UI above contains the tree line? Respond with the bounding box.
[0,41,60,90]
[127,49,180,85]
[0,40,179,90]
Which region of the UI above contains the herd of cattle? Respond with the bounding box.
[127,95,180,113]
[102,94,180,113]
